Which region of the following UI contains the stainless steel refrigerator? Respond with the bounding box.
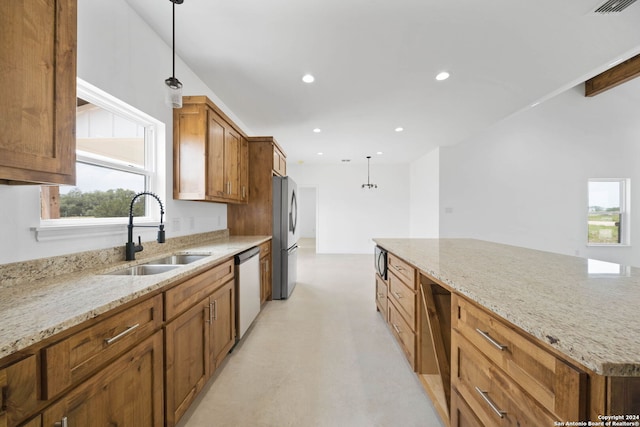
[272,176,299,299]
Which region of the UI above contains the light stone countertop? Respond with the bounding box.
[373,238,640,377]
[0,235,269,360]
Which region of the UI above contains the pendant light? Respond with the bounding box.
[165,0,184,108]
[361,156,378,189]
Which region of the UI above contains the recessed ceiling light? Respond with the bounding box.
[376,151,383,155]
[313,128,321,133]
[317,152,323,155]
[435,71,450,81]
[302,74,315,83]
[395,127,404,132]
[341,159,351,163]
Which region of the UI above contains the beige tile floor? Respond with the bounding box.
[177,243,444,427]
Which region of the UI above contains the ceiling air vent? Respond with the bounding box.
[593,0,637,13]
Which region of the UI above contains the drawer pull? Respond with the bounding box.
[476,328,507,351]
[393,264,404,271]
[392,291,403,299]
[475,387,506,418]
[392,323,402,334]
[377,292,385,298]
[55,416,68,427]
[105,324,140,345]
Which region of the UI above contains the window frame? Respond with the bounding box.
[587,178,630,247]
[34,78,166,241]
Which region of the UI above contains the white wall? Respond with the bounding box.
[409,147,440,238]
[0,0,248,264]
[288,162,410,254]
[439,80,640,266]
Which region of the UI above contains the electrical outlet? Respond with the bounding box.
[172,218,181,232]
[189,217,195,230]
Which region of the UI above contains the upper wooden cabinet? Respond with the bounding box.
[0,0,77,185]
[173,96,248,204]
[227,136,287,236]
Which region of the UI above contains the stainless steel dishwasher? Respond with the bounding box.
[234,246,261,340]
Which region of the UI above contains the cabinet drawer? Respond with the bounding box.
[387,253,416,289]
[165,259,234,320]
[451,389,483,427]
[375,274,388,320]
[258,241,270,258]
[453,295,586,420]
[42,294,163,400]
[388,302,415,370]
[453,330,559,426]
[0,355,38,427]
[388,274,416,331]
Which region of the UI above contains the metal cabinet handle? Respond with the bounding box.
[392,324,401,334]
[213,300,218,321]
[377,292,385,298]
[55,416,68,427]
[475,328,507,351]
[242,186,246,199]
[105,324,140,345]
[392,291,403,299]
[393,264,404,271]
[207,302,213,324]
[475,387,506,418]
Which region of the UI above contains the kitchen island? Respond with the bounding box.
[374,238,640,426]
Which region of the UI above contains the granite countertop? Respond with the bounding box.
[0,235,269,361]
[373,238,640,377]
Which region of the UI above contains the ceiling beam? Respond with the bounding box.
[585,53,640,97]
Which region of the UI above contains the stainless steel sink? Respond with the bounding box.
[105,264,180,276]
[149,254,209,265]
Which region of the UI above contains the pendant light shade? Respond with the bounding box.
[361,156,378,189]
[165,0,184,108]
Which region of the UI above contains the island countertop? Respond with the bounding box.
[373,238,640,377]
[0,235,270,361]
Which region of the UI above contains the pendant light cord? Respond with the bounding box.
[172,1,176,79]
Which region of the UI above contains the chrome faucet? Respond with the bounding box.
[126,192,166,261]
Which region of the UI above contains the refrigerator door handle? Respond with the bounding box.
[289,190,298,234]
[287,244,299,254]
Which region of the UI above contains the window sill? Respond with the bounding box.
[586,244,631,248]
[32,219,159,242]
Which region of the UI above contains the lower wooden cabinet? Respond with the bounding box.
[451,389,483,427]
[209,280,236,372]
[259,242,271,303]
[41,330,164,427]
[0,355,38,427]
[165,277,236,427]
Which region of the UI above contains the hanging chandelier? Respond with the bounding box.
[165,0,184,108]
[361,156,378,189]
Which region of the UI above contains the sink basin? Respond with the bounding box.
[148,254,210,265]
[106,264,180,276]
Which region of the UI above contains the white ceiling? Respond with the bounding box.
[126,0,640,165]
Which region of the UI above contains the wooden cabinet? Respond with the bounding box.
[0,355,38,427]
[0,0,77,185]
[451,293,590,425]
[164,261,236,427]
[273,145,287,177]
[42,295,163,399]
[386,252,417,370]
[259,241,272,303]
[41,331,164,427]
[451,390,483,427]
[173,96,248,204]
[228,136,287,236]
[452,294,587,422]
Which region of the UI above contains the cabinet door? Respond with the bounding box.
[165,300,210,427]
[209,280,236,372]
[0,0,76,185]
[239,137,249,202]
[0,355,38,427]
[41,331,164,427]
[206,111,226,198]
[224,128,241,200]
[260,254,271,304]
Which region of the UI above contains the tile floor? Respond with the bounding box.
[177,243,444,427]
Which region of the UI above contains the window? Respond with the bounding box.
[38,79,165,237]
[587,179,630,245]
